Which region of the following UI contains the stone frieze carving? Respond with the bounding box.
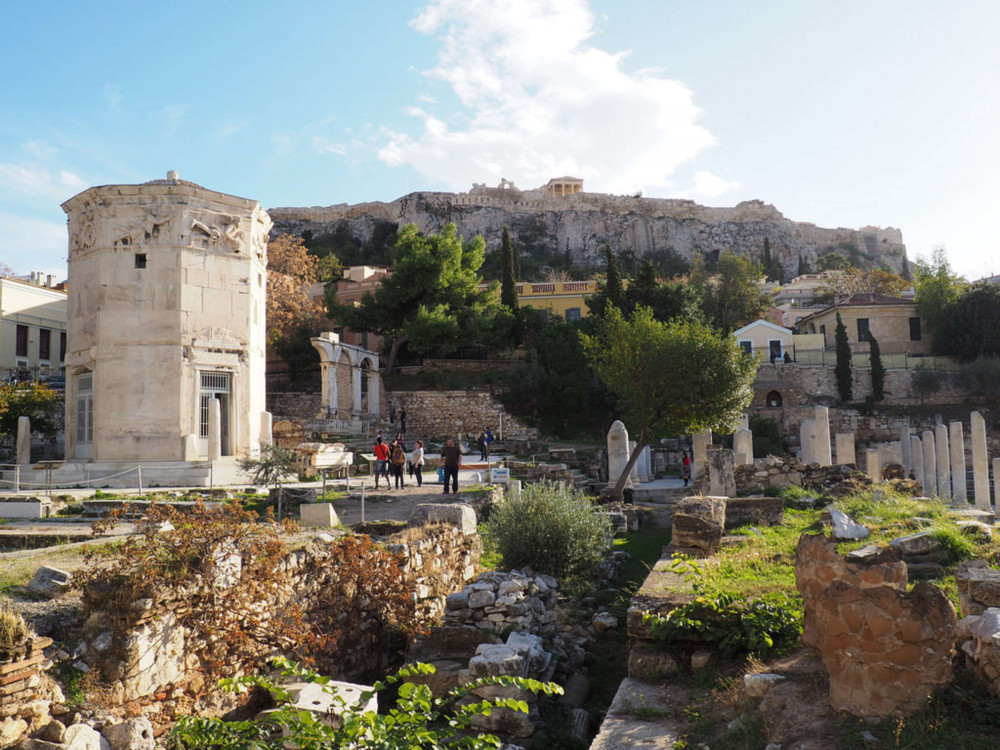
[191,213,244,253]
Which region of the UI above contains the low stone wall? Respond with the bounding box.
[388,390,538,440]
[0,635,60,748]
[795,533,957,718]
[734,456,867,494]
[79,518,482,704]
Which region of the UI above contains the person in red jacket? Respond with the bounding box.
[373,436,390,490]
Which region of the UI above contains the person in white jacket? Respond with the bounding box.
[410,440,425,487]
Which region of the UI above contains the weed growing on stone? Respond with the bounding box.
[0,598,27,647]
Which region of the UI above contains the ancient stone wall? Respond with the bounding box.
[79,521,482,703]
[389,390,538,440]
[0,635,60,747]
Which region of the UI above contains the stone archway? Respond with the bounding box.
[766,390,784,407]
[311,333,381,433]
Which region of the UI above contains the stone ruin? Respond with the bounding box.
[795,533,957,718]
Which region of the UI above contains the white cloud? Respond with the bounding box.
[311,137,348,156]
[0,212,68,278]
[0,163,87,201]
[379,0,715,194]
[672,170,742,199]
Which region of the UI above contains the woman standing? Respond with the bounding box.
[411,440,425,487]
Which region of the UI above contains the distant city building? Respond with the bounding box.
[477,279,599,321]
[794,295,929,357]
[0,275,67,380]
[311,265,392,351]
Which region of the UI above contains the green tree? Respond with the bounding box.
[815,252,853,271]
[834,312,852,402]
[588,259,700,322]
[914,246,965,351]
[0,382,59,447]
[581,306,757,500]
[500,225,518,310]
[692,253,771,334]
[936,283,1000,361]
[869,333,885,401]
[326,224,496,372]
[604,243,624,311]
[761,238,782,282]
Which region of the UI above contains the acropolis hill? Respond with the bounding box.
[268,177,908,275]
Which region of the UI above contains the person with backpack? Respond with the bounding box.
[390,439,407,489]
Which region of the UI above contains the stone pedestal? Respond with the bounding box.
[16,416,30,466]
[814,407,833,466]
[971,411,990,510]
[935,424,951,499]
[707,447,735,498]
[261,411,273,446]
[692,429,712,487]
[734,428,753,466]
[922,430,937,499]
[606,421,631,488]
[866,449,882,483]
[950,421,967,504]
[835,433,856,466]
[208,398,222,462]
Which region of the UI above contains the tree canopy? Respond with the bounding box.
[814,267,910,303]
[266,234,324,346]
[581,306,757,499]
[691,253,772,334]
[326,223,498,372]
[914,246,966,350]
[0,382,60,448]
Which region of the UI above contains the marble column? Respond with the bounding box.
[935,424,951,499]
[814,406,833,466]
[878,444,898,475]
[922,430,937,498]
[16,416,30,466]
[799,419,816,464]
[642,446,653,480]
[910,436,923,490]
[865,448,882,483]
[208,398,222,462]
[950,421,967,504]
[835,433,856,465]
[607,420,630,487]
[734,428,753,465]
[260,411,273,446]
[971,411,990,510]
[628,440,641,483]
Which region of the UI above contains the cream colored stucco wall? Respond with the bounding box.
[0,279,67,373]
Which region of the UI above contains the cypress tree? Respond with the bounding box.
[869,333,885,401]
[500,226,518,310]
[604,244,623,311]
[835,312,852,402]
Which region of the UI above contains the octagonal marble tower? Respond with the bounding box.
[61,172,270,464]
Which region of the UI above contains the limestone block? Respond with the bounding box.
[469,644,525,678]
[606,420,630,488]
[671,496,726,554]
[921,430,936,499]
[28,566,72,599]
[408,503,477,535]
[950,421,968,503]
[101,717,155,750]
[734,429,753,466]
[706,447,735,498]
[835,433,856,466]
[744,673,785,698]
[814,406,832,466]
[935,423,951,499]
[829,508,870,541]
[971,411,990,510]
[890,531,941,557]
[299,503,340,528]
[865,448,881,483]
[63,723,110,750]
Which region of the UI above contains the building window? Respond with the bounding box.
[857,318,870,342]
[135,253,147,269]
[15,325,28,357]
[739,340,753,356]
[565,307,581,322]
[909,317,922,341]
[39,328,51,360]
[60,332,66,362]
[768,340,783,361]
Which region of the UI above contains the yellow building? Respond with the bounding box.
[0,276,67,380]
[794,294,929,356]
[478,280,598,321]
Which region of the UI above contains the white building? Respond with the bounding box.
[0,276,67,380]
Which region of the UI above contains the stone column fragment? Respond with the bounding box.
[692,429,712,487]
[734,428,753,465]
[866,448,882,483]
[994,458,1000,520]
[835,433,856,465]
[910,436,923,491]
[950,421,967,504]
[900,419,912,473]
[606,420,630,488]
[971,411,990,510]
[16,416,30,466]
[935,424,951,499]
[814,407,833,466]
[799,419,816,464]
[921,430,936,498]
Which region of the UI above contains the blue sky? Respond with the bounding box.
[2,0,997,280]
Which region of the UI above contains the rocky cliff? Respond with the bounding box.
[268,187,908,277]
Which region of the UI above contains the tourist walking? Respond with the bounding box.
[441,437,462,494]
[411,440,425,487]
[400,408,407,434]
[477,431,488,461]
[681,452,691,486]
[390,439,407,489]
[373,436,390,490]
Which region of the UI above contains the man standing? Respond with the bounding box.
[441,437,462,494]
[400,408,407,434]
[373,436,390,490]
